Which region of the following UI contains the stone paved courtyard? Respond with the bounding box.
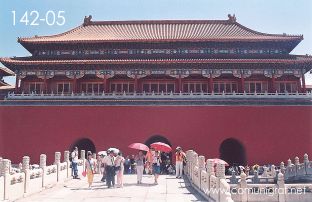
[15,174,207,202]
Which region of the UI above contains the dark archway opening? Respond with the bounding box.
[145,135,173,174]
[69,138,96,159]
[219,138,247,167]
[145,135,172,148]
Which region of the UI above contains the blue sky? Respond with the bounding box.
[1,0,311,85]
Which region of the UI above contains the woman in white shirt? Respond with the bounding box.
[152,150,162,184]
[114,152,125,188]
[135,150,145,184]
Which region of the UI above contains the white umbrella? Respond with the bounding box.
[98,151,107,156]
[108,147,120,154]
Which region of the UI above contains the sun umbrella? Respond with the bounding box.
[209,158,229,166]
[98,151,107,156]
[108,148,120,154]
[150,142,172,153]
[128,143,149,151]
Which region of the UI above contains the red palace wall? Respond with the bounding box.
[0,105,311,165]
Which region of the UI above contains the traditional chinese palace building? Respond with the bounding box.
[0,15,311,165]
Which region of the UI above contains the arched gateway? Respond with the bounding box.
[219,138,247,166]
[144,135,172,147]
[145,135,173,162]
[70,138,96,158]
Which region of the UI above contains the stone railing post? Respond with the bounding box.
[80,150,86,171]
[216,163,225,179]
[54,152,61,182]
[8,160,11,175]
[198,155,205,190]
[216,163,225,201]
[294,156,299,176]
[188,151,193,179]
[277,172,286,202]
[192,152,198,182]
[304,153,309,175]
[216,163,226,202]
[185,150,193,176]
[239,172,247,202]
[0,157,3,177]
[40,154,46,187]
[280,162,285,174]
[206,159,214,191]
[22,156,30,193]
[80,150,85,160]
[262,166,268,177]
[187,150,194,177]
[64,151,70,178]
[271,165,277,178]
[206,159,214,176]
[294,156,299,165]
[3,159,10,200]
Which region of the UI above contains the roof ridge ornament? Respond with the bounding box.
[83,15,92,26]
[227,14,236,23]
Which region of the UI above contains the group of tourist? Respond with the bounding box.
[70,146,186,189]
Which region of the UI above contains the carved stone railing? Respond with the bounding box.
[228,153,312,185]
[185,150,234,202]
[5,91,312,100]
[227,153,312,202]
[0,151,84,201]
[186,151,312,202]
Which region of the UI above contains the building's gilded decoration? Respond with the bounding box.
[95,70,114,79]
[65,70,85,79]
[168,69,190,78]
[127,69,147,79]
[37,70,55,79]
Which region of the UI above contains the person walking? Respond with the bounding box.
[135,150,145,184]
[100,154,106,182]
[103,150,115,188]
[85,152,96,189]
[145,149,153,174]
[152,150,162,184]
[124,156,131,174]
[114,152,125,188]
[71,146,79,179]
[175,146,186,178]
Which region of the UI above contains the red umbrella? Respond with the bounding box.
[128,143,149,152]
[209,158,229,166]
[150,142,172,153]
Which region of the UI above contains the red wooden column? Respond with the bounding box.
[301,71,306,93]
[134,74,138,93]
[73,76,77,94]
[15,74,19,93]
[103,74,108,93]
[20,78,24,93]
[209,74,213,93]
[44,76,48,94]
[178,75,182,93]
[240,76,245,93]
[271,76,276,93]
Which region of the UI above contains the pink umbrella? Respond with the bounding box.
[128,143,149,152]
[150,142,172,153]
[209,158,229,166]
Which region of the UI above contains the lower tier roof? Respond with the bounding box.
[1,55,312,65]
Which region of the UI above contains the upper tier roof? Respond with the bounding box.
[18,15,303,44]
